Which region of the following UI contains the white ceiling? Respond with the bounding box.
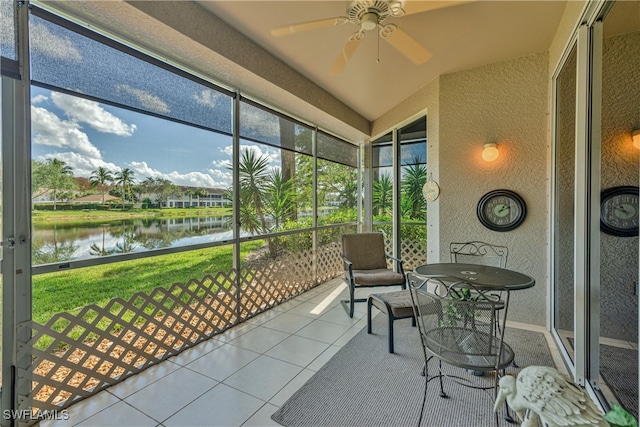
[197,1,568,121]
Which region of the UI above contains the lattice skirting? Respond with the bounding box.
[16,244,344,420]
[383,236,427,270]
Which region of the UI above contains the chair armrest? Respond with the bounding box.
[385,254,405,275]
[341,253,353,268]
[341,253,354,275]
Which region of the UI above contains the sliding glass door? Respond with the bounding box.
[552,0,639,417]
[596,1,639,417]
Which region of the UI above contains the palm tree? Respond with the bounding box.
[373,172,393,217]
[89,166,114,204]
[114,167,135,211]
[184,188,197,208]
[401,159,427,219]
[265,169,294,230]
[237,148,270,235]
[196,188,209,207]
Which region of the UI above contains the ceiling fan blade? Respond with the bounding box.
[329,34,363,75]
[271,17,346,37]
[394,0,475,17]
[381,24,431,64]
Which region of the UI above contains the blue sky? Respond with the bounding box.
[31,85,238,188]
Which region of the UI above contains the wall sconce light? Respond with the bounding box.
[633,129,640,150]
[481,143,499,162]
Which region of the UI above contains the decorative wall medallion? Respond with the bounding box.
[422,181,440,202]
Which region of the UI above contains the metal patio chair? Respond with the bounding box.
[407,272,515,426]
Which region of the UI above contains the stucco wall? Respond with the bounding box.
[437,52,549,326]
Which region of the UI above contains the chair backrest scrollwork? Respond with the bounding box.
[449,241,508,268]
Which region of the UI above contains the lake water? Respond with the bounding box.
[32,216,233,264]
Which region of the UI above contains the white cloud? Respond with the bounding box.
[31,106,102,159]
[211,159,230,169]
[51,92,137,136]
[241,106,280,139]
[193,89,222,108]
[129,161,160,178]
[116,84,170,114]
[36,152,119,179]
[32,94,49,105]
[222,144,281,164]
[30,21,82,61]
[220,144,281,176]
[129,161,231,188]
[207,168,232,182]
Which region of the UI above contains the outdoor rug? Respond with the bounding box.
[599,344,638,420]
[272,315,555,427]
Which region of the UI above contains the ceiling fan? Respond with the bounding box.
[270,1,470,75]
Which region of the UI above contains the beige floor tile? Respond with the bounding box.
[228,325,290,353]
[124,367,217,422]
[163,383,263,427]
[241,402,281,426]
[213,321,258,343]
[76,401,157,427]
[261,312,314,334]
[285,301,334,319]
[306,344,342,371]
[168,338,223,366]
[295,319,352,344]
[265,335,330,366]
[223,355,303,401]
[40,390,120,427]
[268,368,315,407]
[186,343,260,381]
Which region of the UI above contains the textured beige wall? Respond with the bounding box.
[437,52,549,325]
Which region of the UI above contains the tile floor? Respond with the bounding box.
[40,278,563,427]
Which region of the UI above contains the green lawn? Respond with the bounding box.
[32,241,262,325]
[32,207,232,225]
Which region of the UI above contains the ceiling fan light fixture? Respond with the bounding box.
[361,12,378,31]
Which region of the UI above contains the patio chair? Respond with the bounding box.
[340,232,406,318]
[407,272,515,426]
[450,241,509,334]
[449,241,508,268]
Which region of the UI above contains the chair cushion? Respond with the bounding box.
[370,291,415,319]
[342,233,388,270]
[353,269,404,286]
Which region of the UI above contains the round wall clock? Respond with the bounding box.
[477,189,527,232]
[422,181,440,202]
[600,185,639,237]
